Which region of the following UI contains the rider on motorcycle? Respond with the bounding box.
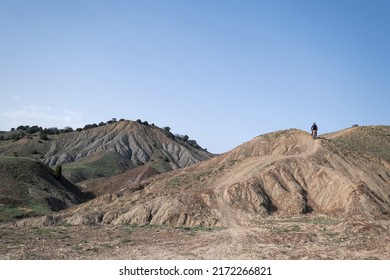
[311,122,318,139]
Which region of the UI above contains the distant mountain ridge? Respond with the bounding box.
[0,120,214,182]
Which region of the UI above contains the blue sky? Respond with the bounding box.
[1,0,389,153]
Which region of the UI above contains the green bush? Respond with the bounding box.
[39,132,49,140]
[54,164,62,179]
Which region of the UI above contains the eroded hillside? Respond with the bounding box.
[0,157,84,222]
[34,129,390,228]
[0,120,214,182]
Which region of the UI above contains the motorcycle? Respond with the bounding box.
[312,130,317,140]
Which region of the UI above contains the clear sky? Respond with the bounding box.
[1,0,389,153]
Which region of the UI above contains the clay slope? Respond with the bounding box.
[80,165,160,197]
[0,157,84,222]
[0,120,213,182]
[48,129,390,227]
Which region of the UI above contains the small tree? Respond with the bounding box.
[39,132,49,140]
[63,126,74,133]
[54,164,62,180]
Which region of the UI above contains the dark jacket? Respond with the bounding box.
[311,124,318,131]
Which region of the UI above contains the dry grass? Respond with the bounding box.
[1,216,389,260]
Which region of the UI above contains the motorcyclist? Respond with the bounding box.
[311,122,318,139]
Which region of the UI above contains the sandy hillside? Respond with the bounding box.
[1,128,389,260]
[42,129,390,228]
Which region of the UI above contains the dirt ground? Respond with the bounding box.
[1,215,389,260]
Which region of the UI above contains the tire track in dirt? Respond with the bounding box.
[212,135,321,250]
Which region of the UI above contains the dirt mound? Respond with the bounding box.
[0,157,84,222]
[40,129,390,227]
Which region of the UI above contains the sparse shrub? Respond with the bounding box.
[17,125,27,131]
[107,118,117,124]
[143,121,149,126]
[163,127,175,139]
[63,127,74,133]
[83,124,97,130]
[176,134,189,141]
[44,127,59,135]
[188,140,199,148]
[27,125,41,134]
[39,132,49,141]
[54,164,62,179]
[11,134,21,141]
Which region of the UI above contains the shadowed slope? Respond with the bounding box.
[0,157,84,222]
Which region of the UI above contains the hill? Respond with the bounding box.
[323,125,390,162]
[40,128,390,227]
[0,120,214,183]
[0,157,84,222]
[3,127,390,260]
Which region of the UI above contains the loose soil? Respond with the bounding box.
[1,216,389,260]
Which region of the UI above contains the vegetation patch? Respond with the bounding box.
[179,226,226,234]
[62,151,125,182]
[332,126,390,162]
[0,156,82,222]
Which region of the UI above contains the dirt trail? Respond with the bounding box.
[213,136,321,250]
